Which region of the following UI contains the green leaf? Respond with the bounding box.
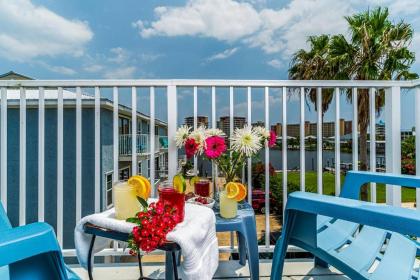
[126,217,139,223]
[137,196,148,209]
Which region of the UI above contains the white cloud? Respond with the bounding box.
[104,66,137,79]
[108,47,130,64]
[411,32,420,68]
[46,65,76,76]
[134,0,353,56]
[84,64,104,73]
[267,59,282,69]
[0,0,93,61]
[246,0,353,55]
[206,48,239,62]
[37,61,76,75]
[140,53,164,62]
[134,0,261,42]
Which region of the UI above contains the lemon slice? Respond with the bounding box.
[190,175,200,187]
[225,182,239,199]
[128,176,148,199]
[235,183,247,201]
[173,174,186,193]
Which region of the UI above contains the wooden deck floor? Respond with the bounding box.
[71,259,349,279]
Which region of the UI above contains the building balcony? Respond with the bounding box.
[0,78,419,279]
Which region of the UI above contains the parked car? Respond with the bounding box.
[250,189,277,214]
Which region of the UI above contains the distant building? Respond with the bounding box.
[376,120,385,140]
[271,123,282,136]
[252,121,265,128]
[271,119,352,138]
[184,116,208,128]
[344,120,353,135]
[218,116,246,136]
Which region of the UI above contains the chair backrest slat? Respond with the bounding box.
[0,203,12,230]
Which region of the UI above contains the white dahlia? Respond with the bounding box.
[189,126,207,153]
[174,125,191,148]
[230,125,262,157]
[205,128,225,137]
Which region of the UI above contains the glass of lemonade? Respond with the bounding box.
[220,190,237,219]
[158,181,185,222]
[113,181,142,220]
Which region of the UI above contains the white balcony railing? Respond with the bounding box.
[119,134,167,156]
[0,79,419,258]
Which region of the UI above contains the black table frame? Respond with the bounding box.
[83,223,181,280]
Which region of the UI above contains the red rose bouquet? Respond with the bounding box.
[127,198,181,255]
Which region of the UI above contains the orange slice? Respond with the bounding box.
[135,175,151,198]
[128,176,148,199]
[225,182,239,199]
[235,183,247,202]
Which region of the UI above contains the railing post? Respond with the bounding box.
[385,86,401,206]
[415,86,420,209]
[167,84,178,180]
[0,87,7,211]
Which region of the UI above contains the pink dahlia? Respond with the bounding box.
[185,138,199,158]
[268,130,277,147]
[204,136,226,159]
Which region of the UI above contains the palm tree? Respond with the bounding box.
[289,35,336,116]
[289,7,418,199]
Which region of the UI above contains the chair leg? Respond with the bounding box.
[314,256,329,268]
[270,210,296,280]
[87,235,96,280]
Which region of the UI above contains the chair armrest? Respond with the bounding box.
[340,171,420,199]
[0,222,61,267]
[287,192,420,237]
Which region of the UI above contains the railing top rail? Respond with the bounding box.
[0,79,419,88]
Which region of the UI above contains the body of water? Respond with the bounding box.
[196,149,385,176]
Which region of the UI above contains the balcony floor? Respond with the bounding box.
[71,259,348,279]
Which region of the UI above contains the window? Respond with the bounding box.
[138,161,142,175]
[105,172,113,208]
[119,166,130,181]
[119,117,130,134]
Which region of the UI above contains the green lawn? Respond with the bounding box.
[276,171,416,203]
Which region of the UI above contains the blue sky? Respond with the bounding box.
[1,0,419,128]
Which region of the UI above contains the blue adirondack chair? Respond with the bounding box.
[0,203,80,279]
[271,171,420,280]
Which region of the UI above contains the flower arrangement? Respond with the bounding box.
[127,199,181,255]
[175,125,276,182]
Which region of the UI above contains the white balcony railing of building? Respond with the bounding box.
[0,79,419,258]
[119,134,167,156]
[119,134,161,156]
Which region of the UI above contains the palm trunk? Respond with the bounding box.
[359,89,369,201]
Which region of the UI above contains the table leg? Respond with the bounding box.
[87,235,96,280]
[236,232,247,266]
[138,253,144,278]
[241,218,259,280]
[165,251,174,280]
[171,251,179,279]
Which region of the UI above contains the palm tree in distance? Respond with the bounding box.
[289,7,418,200]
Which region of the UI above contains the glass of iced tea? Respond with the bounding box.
[194,178,210,197]
[158,181,185,222]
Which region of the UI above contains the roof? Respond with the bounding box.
[0,71,33,80]
[4,88,94,100]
